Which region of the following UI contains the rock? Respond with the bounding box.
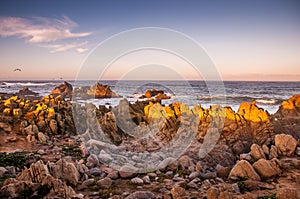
[11,160,78,198]
[250,144,266,160]
[189,171,199,179]
[37,132,47,143]
[240,153,252,161]
[216,164,231,178]
[82,179,95,187]
[49,119,58,134]
[17,87,38,97]
[0,122,12,132]
[276,188,299,199]
[98,150,113,163]
[50,81,73,98]
[207,187,220,199]
[119,165,137,178]
[218,191,233,199]
[142,175,151,184]
[296,147,300,156]
[50,159,80,186]
[125,191,155,199]
[228,160,261,181]
[131,177,144,185]
[178,155,192,169]
[107,170,119,179]
[87,82,121,98]
[269,145,279,159]
[86,154,99,168]
[89,167,101,176]
[0,179,40,198]
[170,186,186,199]
[253,158,280,178]
[262,144,270,156]
[97,177,112,188]
[0,167,7,177]
[275,134,297,156]
[232,183,241,194]
[13,108,22,116]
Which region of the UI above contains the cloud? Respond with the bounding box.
[40,41,88,53]
[0,16,92,43]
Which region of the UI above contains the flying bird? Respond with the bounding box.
[13,68,22,72]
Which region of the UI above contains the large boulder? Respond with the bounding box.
[228,160,261,181]
[50,81,73,98]
[253,158,280,178]
[275,134,297,156]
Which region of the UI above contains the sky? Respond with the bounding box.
[0,0,299,81]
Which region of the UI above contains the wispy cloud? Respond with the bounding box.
[0,16,92,43]
[40,41,89,53]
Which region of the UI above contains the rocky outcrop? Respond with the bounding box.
[228,160,261,181]
[139,89,171,101]
[50,81,73,98]
[272,94,300,139]
[0,160,78,198]
[74,82,121,99]
[16,87,38,97]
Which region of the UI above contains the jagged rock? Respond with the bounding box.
[170,186,187,199]
[76,82,121,99]
[125,191,155,199]
[0,122,12,132]
[250,143,266,160]
[97,177,112,188]
[253,158,280,178]
[228,160,261,181]
[0,179,40,198]
[140,89,170,101]
[49,159,80,186]
[275,134,297,156]
[50,81,73,98]
[17,87,38,97]
[269,145,279,159]
[7,160,78,198]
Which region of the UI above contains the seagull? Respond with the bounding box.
[13,68,22,72]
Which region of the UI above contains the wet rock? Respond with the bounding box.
[50,81,73,98]
[250,144,266,160]
[228,160,261,181]
[125,191,155,199]
[275,134,297,156]
[253,158,280,178]
[97,177,112,188]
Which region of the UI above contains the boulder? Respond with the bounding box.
[275,134,297,156]
[253,158,280,178]
[97,177,112,188]
[228,160,261,181]
[50,81,73,98]
[250,144,266,160]
[125,191,155,199]
[87,82,121,98]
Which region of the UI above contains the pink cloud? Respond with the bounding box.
[0,16,92,43]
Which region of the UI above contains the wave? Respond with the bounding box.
[1,81,56,87]
[255,99,279,104]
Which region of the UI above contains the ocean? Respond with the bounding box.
[1,80,300,114]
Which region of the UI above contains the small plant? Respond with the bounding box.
[0,152,28,167]
[237,181,250,194]
[249,158,257,164]
[290,162,296,167]
[258,194,276,199]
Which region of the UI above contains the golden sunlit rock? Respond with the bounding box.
[281,94,300,110]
